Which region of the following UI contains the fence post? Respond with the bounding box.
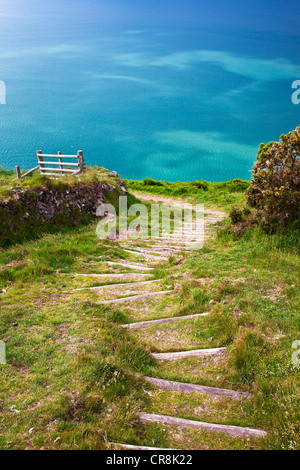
[37,150,44,174]
[16,165,21,180]
[77,150,84,173]
[58,151,63,175]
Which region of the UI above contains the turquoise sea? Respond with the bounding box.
[0,0,299,181]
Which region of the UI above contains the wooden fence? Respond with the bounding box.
[15,150,85,180]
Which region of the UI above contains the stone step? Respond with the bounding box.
[139,413,267,438]
[122,312,209,329]
[152,347,226,361]
[95,290,173,304]
[144,377,251,399]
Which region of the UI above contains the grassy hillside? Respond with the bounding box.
[0,173,299,450]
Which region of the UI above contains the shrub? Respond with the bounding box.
[190,180,209,191]
[142,177,164,187]
[246,126,300,230]
[215,179,250,192]
[229,206,251,225]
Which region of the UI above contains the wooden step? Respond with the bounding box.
[111,443,177,450]
[120,244,178,251]
[144,377,251,399]
[102,261,154,271]
[152,347,226,361]
[122,249,168,260]
[127,247,178,256]
[145,244,185,252]
[139,413,267,438]
[147,237,199,242]
[73,279,161,291]
[122,312,209,329]
[73,273,152,278]
[120,246,167,254]
[147,240,201,248]
[95,290,173,304]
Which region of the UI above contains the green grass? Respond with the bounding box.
[0,172,299,450]
[125,177,250,211]
[0,165,119,195]
[0,222,156,449]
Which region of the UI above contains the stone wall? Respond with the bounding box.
[0,179,123,247]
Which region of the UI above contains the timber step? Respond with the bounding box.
[144,377,251,399]
[72,273,153,279]
[73,279,162,291]
[142,244,186,252]
[122,312,209,329]
[152,347,226,360]
[120,246,180,255]
[95,290,173,304]
[122,249,169,260]
[143,237,200,242]
[111,443,178,450]
[102,261,154,271]
[147,240,201,247]
[73,273,152,278]
[139,413,267,438]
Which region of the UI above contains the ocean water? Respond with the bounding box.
[0,0,299,182]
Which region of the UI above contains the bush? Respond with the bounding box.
[190,180,209,191]
[142,177,164,187]
[229,206,250,225]
[246,126,300,230]
[214,179,250,192]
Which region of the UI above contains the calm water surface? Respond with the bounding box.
[0,0,299,181]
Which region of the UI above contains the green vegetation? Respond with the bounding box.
[0,165,118,196]
[0,162,299,450]
[233,126,300,234]
[125,177,250,210]
[0,223,155,450]
[0,166,128,248]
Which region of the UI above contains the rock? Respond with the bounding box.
[118,179,127,193]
